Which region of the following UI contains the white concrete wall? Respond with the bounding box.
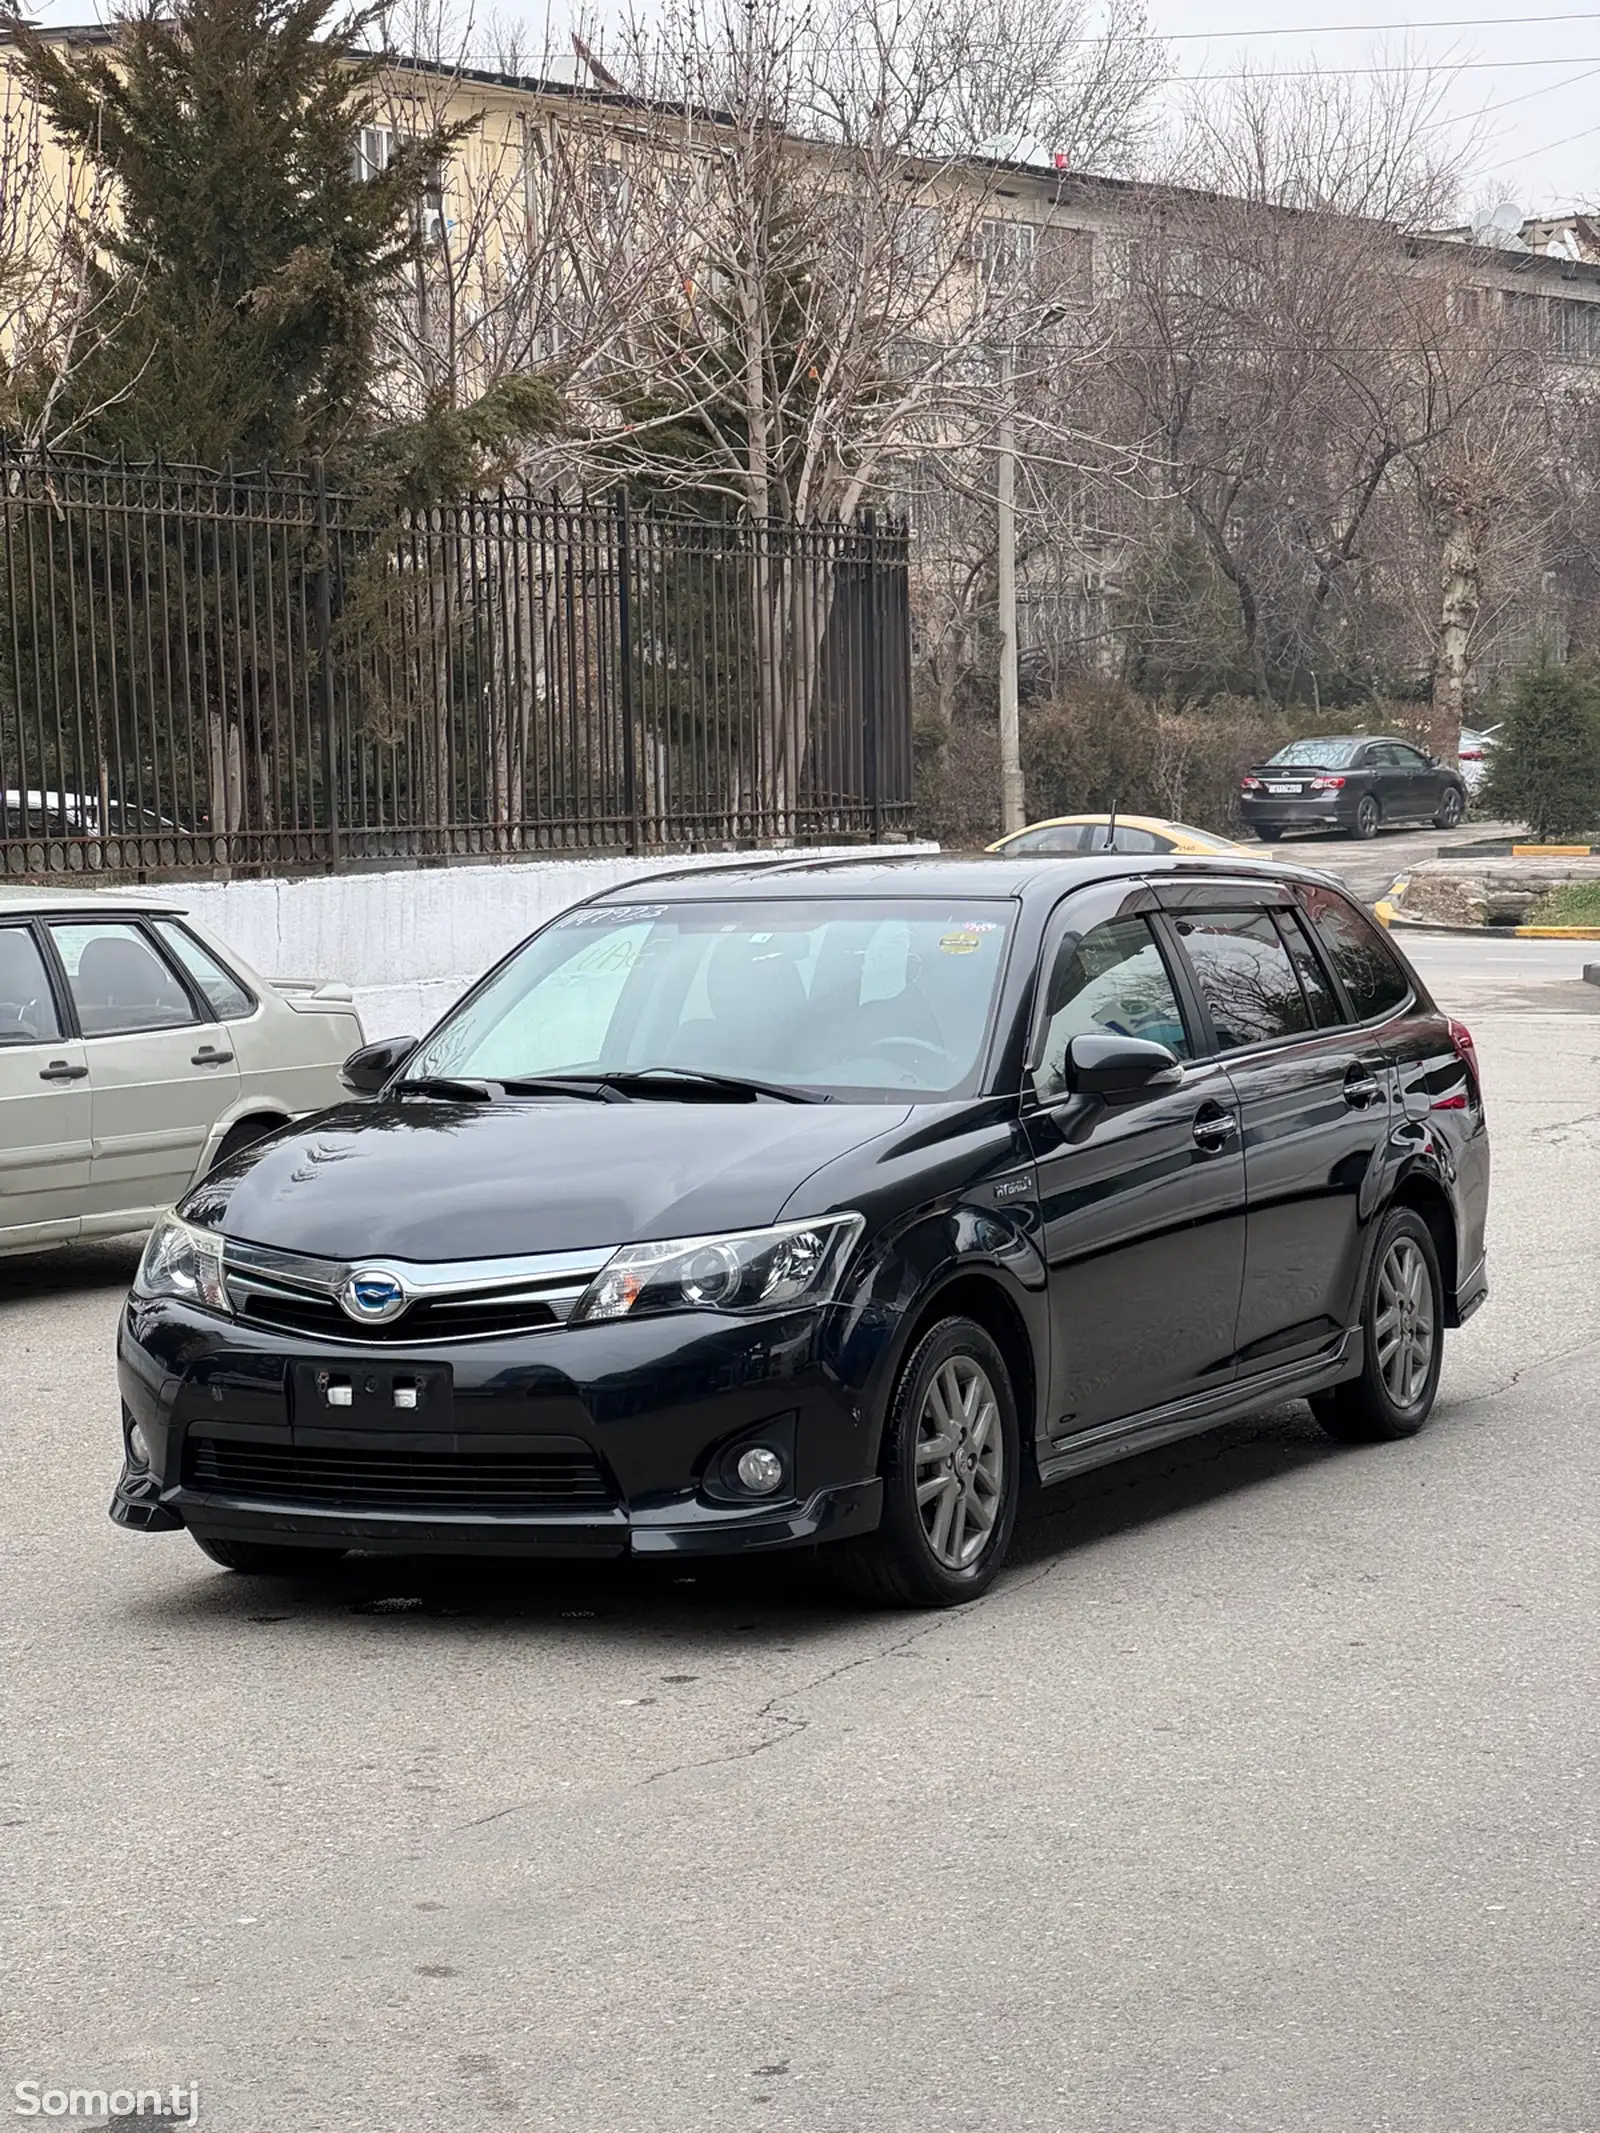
[175,844,937,1040]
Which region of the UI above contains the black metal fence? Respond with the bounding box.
[0,453,913,878]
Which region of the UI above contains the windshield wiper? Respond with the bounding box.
[392,1075,497,1102]
[493,1075,632,1103]
[611,1067,827,1105]
[394,1074,626,1104]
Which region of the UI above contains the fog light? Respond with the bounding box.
[735,1446,784,1495]
[126,1420,152,1469]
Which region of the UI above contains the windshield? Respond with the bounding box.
[1265,739,1363,768]
[407,899,1015,1100]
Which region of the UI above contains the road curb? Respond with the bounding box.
[1374,872,1600,938]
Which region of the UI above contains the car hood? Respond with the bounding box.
[185,1097,915,1262]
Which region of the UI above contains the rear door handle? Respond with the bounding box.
[192,1046,234,1067]
[1344,1066,1385,1109]
[1192,1104,1238,1153]
[38,1061,88,1083]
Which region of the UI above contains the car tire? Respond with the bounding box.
[1254,826,1284,844]
[1433,786,1465,830]
[832,1316,1021,1608]
[1352,795,1381,840]
[1310,1207,1444,1444]
[191,1533,335,1575]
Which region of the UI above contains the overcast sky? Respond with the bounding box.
[1138,1,1597,216]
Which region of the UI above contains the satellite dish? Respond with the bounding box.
[1470,200,1528,250]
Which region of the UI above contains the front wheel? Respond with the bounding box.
[1352,795,1381,840]
[832,1317,1021,1607]
[192,1533,337,1575]
[1311,1207,1443,1444]
[1434,785,1465,830]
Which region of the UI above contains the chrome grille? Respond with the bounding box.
[222,1240,613,1345]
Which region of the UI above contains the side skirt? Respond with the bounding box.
[1036,1334,1362,1489]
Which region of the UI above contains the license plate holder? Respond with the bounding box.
[1265,781,1303,795]
[291,1360,453,1429]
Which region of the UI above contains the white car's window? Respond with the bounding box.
[0,924,62,1044]
[50,920,196,1037]
[1035,916,1192,1099]
[152,920,253,1020]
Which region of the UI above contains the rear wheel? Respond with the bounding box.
[1311,1207,1443,1444]
[192,1533,335,1575]
[1352,795,1381,840]
[1253,825,1284,844]
[832,1317,1020,1608]
[1434,785,1465,830]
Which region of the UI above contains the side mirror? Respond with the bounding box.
[341,1034,417,1095]
[1066,1031,1183,1099]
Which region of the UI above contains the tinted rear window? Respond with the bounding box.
[1266,739,1363,768]
[1301,887,1411,1020]
[1172,909,1316,1051]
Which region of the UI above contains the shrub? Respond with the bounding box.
[1482,658,1600,841]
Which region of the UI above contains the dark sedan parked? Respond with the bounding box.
[113,855,1490,1607]
[1240,736,1467,841]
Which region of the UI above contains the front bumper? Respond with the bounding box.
[113,1293,892,1560]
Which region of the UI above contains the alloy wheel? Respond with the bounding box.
[913,1355,1004,1570]
[1375,1236,1435,1408]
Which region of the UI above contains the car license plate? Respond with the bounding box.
[291,1360,453,1427]
[1265,782,1303,794]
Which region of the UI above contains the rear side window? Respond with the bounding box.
[0,924,62,1044]
[152,920,253,1020]
[1301,887,1410,1021]
[1172,909,1314,1051]
[49,920,196,1036]
[1276,911,1343,1029]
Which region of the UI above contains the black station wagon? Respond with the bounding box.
[113,854,1490,1607]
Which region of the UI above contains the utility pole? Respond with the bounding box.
[996,344,1024,836]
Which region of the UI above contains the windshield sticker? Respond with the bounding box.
[940,930,982,955]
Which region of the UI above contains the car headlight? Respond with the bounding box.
[571,1213,864,1324]
[134,1212,231,1314]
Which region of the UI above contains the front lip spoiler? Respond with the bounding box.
[112,1471,885,1559]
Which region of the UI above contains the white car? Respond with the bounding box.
[0,888,362,1256]
[1458,725,1499,796]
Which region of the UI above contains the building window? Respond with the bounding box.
[893,204,941,281]
[979,218,1037,290]
[352,124,393,182]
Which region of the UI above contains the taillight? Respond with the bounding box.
[1460,748,1483,762]
[1309,775,1346,791]
[1240,776,1262,792]
[1448,1016,1481,1104]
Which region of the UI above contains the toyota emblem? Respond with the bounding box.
[338,1267,409,1324]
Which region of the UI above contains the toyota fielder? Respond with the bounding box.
[113,855,1490,1607]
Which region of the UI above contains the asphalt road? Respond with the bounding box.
[3,931,1597,2133]
[1245,820,1515,906]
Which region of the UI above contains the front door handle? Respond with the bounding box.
[1192,1103,1238,1153]
[1344,1066,1384,1109]
[38,1060,88,1083]
[192,1046,234,1067]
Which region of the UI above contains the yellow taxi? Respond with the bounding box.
[986,813,1250,858]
